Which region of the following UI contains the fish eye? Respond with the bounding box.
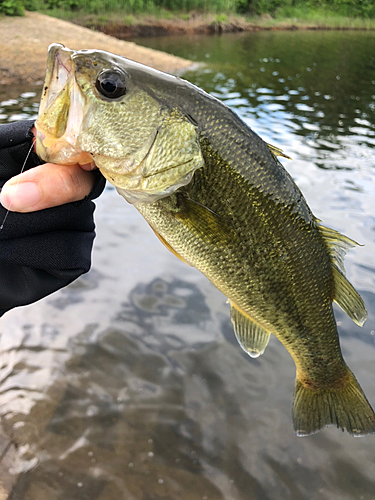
[95,70,127,99]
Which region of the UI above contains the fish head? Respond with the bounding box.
[36,44,204,203]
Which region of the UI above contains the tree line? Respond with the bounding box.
[0,0,374,20]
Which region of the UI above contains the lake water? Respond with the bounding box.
[1,30,375,500]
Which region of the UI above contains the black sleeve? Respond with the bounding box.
[0,120,106,316]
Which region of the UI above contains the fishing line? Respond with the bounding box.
[0,138,36,231]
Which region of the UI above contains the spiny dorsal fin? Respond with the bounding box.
[230,302,271,358]
[267,143,292,161]
[317,220,367,326]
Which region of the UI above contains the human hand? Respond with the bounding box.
[0,127,97,213]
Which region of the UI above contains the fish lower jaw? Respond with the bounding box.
[98,166,187,204]
[35,132,92,166]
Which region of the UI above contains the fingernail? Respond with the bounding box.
[79,161,96,171]
[0,182,41,211]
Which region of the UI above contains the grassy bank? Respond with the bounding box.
[43,8,375,34]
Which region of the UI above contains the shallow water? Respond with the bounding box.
[1,30,375,499]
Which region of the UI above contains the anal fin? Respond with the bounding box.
[230,302,271,358]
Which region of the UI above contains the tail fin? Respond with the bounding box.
[293,369,375,437]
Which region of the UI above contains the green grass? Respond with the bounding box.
[250,6,375,29]
[8,0,375,30]
[123,14,135,25]
[214,13,227,22]
[37,8,375,31]
[29,0,239,16]
[3,0,375,24]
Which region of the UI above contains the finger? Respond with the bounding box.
[79,161,97,171]
[0,163,96,213]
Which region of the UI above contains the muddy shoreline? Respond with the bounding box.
[0,12,193,87]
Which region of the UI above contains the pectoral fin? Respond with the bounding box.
[175,196,236,245]
[230,302,271,358]
[150,226,191,266]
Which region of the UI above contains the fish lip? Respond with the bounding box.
[38,44,75,117]
[36,43,87,163]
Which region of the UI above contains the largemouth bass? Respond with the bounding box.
[36,44,375,437]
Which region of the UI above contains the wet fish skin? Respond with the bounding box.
[36,44,375,437]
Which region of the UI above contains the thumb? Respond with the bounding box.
[0,162,97,213]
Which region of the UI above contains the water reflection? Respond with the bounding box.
[134,31,375,176]
[0,90,40,124]
[1,30,375,499]
[2,259,375,499]
[1,272,276,500]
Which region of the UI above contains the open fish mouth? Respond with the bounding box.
[35,44,92,165]
[38,44,73,117]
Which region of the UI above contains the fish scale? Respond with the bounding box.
[138,141,331,337]
[35,44,375,436]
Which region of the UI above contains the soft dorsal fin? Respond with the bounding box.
[230,302,271,358]
[317,220,367,326]
[267,143,292,161]
[317,221,359,275]
[331,267,367,326]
